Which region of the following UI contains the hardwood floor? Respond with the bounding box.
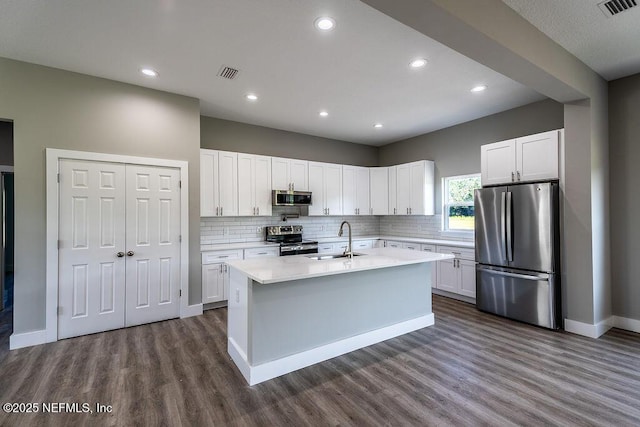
[1,295,639,426]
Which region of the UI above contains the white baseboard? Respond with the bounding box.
[610,316,640,334]
[10,329,47,350]
[564,317,613,339]
[181,303,203,318]
[229,314,435,386]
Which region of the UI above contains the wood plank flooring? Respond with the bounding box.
[1,295,639,426]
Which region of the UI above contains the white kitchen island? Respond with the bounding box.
[225,247,454,385]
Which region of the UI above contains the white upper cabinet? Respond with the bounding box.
[200,149,238,217]
[271,157,309,191]
[343,165,370,215]
[238,153,272,216]
[308,161,342,215]
[388,166,398,215]
[516,131,560,183]
[370,167,389,215]
[392,160,434,215]
[481,130,560,186]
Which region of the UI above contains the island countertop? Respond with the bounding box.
[225,247,454,285]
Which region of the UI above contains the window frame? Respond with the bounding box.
[442,173,481,233]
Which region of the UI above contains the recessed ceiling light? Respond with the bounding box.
[314,17,335,31]
[319,111,329,117]
[246,94,258,101]
[409,58,428,68]
[471,85,488,93]
[140,68,158,77]
[374,123,383,129]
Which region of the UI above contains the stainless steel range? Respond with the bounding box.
[265,225,318,256]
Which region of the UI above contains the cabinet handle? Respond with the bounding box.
[116,252,125,258]
[127,251,134,257]
[517,171,521,181]
[257,206,260,215]
[216,207,219,216]
[394,208,396,215]
[511,172,515,182]
[253,207,256,215]
[410,207,412,214]
[220,206,223,215]
[292,183,294,190]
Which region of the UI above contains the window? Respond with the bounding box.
[443,174,481,232]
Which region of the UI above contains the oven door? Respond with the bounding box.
[272,190,312,206]
[280,244,319,256]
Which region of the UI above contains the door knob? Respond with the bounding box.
[116,252,125,258]
[127,251,135,256]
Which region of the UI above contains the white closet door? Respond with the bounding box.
[58,159,126,339]
[125,165,181,327]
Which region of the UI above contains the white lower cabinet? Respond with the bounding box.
[383,240,403,248]
[202,249,243,304]
[244,247,280,259]
[436,245,475,298]
[421,244,437,288]
[318,239,374,254]
[401,242,419,250]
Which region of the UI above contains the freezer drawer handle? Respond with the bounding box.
[482,269,549,281]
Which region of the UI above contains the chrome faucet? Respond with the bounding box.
[338,221,353,259]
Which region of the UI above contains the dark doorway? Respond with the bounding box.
[1,119,14,357]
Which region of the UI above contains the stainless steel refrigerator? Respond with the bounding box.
[474,181,561,329]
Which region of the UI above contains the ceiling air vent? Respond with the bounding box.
[598,0,638,17]
[217,65,240,80]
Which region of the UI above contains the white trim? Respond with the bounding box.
[45,148,189,345]
[0,165,14,173]
[181,303,203,319]
[229,314,435,386]
[564,317,613,338]
[10,330,47,350]
[610,316,640,334]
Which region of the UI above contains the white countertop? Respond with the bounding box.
[225,247,454,285]
[202,235,473,252]
[201,242,280,252]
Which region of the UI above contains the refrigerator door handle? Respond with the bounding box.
[506,191,513,262]
[501,192,507,261]
[480,268,549,282]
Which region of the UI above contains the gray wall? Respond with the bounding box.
[0,120,13,166]
[379,99,564,212]
[609,72,640,321]
[201,116,378,167]
[0,57,202,334]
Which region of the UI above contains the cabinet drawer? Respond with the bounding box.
[202,249,243,264]
[421,244,437,252]
[244,247,280,259]
[353,240,373,249]
[436,245,474,261]
[385,240,403,248]
[318,243,335,254]
[402,242,419,251]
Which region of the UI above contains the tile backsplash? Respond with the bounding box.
[201,211,473,245]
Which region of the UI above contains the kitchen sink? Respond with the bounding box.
[306,253,363,260]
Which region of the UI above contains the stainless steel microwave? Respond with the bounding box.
[272,190,312,206]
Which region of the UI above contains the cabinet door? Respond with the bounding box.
[218,151,238,216]
[202,263,224,303]
[342,165,357,215]
[290,159,309,191]
[396,164,411,215]
[409,161,427,215]
[421,245,438,288]
[370,167,389,215]
[353,240,373,250]
[308,162,325,215]
[481,140,516,186]
[237,153,255,216]
[324,163,343,215]
[200,150,218,216]
[388,166,398,215]
[253,154,272,216]
[458,259,476,298]
[516,130,559,183]
[223,264,230,301]
[437,258,458,294]
[402,242,419,250]
[271,157,291,190]
[385,240,402,249]
[356,167,370,215]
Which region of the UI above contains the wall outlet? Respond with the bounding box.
[256,226,262,234]
[223,227,229,235]
[320,225,325,231]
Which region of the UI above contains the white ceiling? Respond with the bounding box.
[502,0,640,81]
[6,1,635,146]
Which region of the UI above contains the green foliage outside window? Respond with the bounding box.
[444,175,481,231]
